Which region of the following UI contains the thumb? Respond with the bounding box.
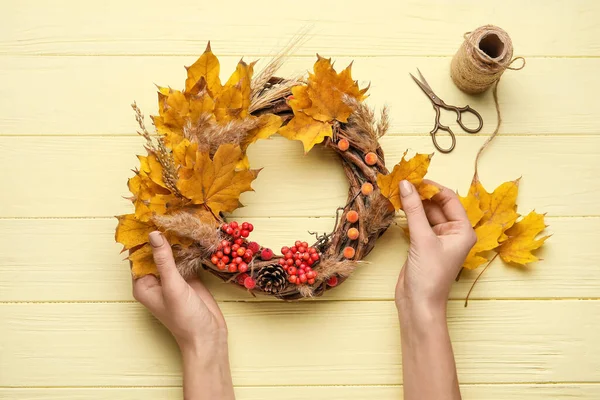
[148,231,186,294]
[399,180,431,238]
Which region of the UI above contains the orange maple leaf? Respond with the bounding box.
[293,56,368,123]
[176,142,260,215]
[376,152,440,211]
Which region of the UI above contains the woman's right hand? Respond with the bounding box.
[395,179,476,314]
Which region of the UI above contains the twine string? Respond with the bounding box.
[451,25,525,174]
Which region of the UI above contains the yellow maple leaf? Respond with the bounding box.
[214,60,253,122]
[128,244,157,278]
[376,152,440,210]
[479,179,520,230]
[301,56,368,123]
[185,42,222,96]
[459,190,485,227]
[115,214,156,252]
[177,143,259,215]
[278,110,332,153]
[463,223,504,270]
[498,211,550,265]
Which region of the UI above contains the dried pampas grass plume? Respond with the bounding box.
[314,256,362,281]
[153,212,222,257]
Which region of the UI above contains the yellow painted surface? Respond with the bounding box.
[1,1,599,398]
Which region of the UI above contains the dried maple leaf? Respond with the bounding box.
[459,190,484,227]
[176,142,259,215]
[129,244,157,278]
[281,55,368,153]
[294,56,368,123]
[462,223,503,270]
[498,211,550,265]
[185,42,222,96]
[115,214,156,252]
[278,110,332,153]
[377,152,440,210]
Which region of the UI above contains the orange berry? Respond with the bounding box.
[364,152,378,166]
[343,246,356,259]
[361,182,374,196]
[347,227,359,240]
[346,210,359,223]
[337,138,350,151]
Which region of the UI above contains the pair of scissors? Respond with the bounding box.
[410,69,483,153]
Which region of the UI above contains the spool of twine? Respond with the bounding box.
[451,25,524,94]
[450,25,525,173]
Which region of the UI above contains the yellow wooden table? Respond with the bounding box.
[1,1,599,399]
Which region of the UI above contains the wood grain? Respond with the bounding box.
[1,0,598,56]
[1,56,598,135]
[1,385,599,400]
[1,301,599,386]
[0,217,588,302]
[0,135,598,218]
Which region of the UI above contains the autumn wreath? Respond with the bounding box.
[116,43,549,301]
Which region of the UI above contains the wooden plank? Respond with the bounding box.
[1,384,599,400]
[1,0,599,56]
[0,217,589,302]
[0,301,599,386]
[0,135,598,218]
[1,56,598,135]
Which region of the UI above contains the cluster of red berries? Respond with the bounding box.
[277,240,320,285]
[210,221,258,273]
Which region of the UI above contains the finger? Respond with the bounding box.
[149,231,187,294]
[132,274,164,313]
[423,200,447,226]
[399,180,433,239]
[424,180,470,223]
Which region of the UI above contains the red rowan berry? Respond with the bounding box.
[244,276,256,289]
[248,241,260,253]
[327,276,338,286]
[230,221,238,229]
[238,263,248,273]
[261,248,274,261]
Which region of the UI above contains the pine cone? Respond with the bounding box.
[256,264,288,294]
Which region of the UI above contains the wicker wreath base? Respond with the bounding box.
[203,97,393,300]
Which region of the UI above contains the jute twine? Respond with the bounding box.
[450,25,525,173]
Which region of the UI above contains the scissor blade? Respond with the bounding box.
[409,72,434,98]
[416,68,433,91]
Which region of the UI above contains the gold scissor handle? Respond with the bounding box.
[431,106,457,153]
[450,105,483,134]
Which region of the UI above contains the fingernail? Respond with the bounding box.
[149,231,164,247]
[399,180,413,197]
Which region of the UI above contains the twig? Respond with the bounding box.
[464,254,499,307]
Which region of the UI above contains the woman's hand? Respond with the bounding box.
[395,179,475,400]
[132,231,235,400]
[396,179,476,313]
